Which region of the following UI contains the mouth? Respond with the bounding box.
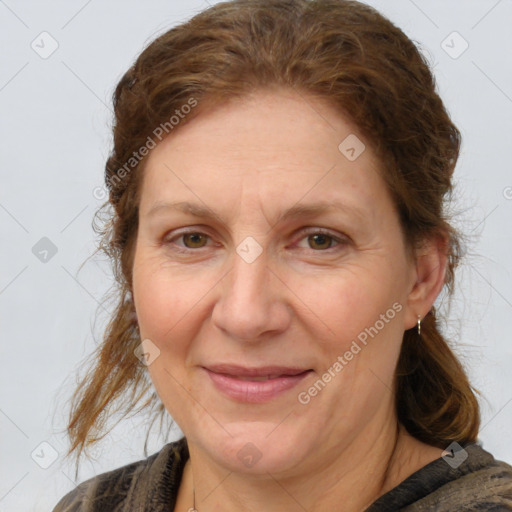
[202,364,313,403]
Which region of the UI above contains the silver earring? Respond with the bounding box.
[417,315,422,337]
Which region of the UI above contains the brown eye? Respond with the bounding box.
[295,229,346,252]
[307,233,336,250]
[181,232,209,249]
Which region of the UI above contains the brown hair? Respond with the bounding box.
[63,0,480,469]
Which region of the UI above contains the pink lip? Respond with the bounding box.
[202,364,313,403]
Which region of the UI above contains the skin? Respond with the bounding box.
[132,87,448,512]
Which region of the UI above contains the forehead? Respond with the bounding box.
[138,88,389,222]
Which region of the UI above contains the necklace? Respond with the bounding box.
[193,487,197,511]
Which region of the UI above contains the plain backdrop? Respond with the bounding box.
[0,1,511,510]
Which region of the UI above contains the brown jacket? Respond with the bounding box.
[53,437,512,511]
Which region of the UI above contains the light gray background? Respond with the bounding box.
[0,1,511,510]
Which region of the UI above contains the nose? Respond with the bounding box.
[211,247,291,344]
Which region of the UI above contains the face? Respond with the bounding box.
[132,88,418,476]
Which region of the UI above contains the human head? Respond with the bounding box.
[66,0,479,466]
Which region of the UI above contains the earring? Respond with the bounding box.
[417,315,422,337]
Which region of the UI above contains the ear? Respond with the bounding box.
[403,232,448,331]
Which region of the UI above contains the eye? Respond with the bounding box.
[295,228,347,251]
[181,232,209,249]
[165,230,211,251]
[163,227,348,254]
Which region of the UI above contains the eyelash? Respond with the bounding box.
[163,227,348,254]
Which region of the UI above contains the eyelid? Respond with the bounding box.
[163,227,216,250]
[164,226,349,251]
[291,227,348,250]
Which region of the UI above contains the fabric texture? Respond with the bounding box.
[53,438,512,511]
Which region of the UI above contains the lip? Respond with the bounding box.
[202,364,313,403]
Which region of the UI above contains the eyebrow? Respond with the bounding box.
[146,200,366,225]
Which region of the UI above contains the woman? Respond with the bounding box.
[53,0,512,510]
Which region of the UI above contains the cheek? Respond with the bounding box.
[301,273,405,412]
[132,260,203,420]
[133,250,189,332]
[300,265,406,388]
[132,256,186,346]
[132,255,218,360]
[305,269,399,340]
[133,275,174,341]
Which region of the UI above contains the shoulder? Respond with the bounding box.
[52,437,189,512]
[427,444,512,511]
[369,443,512,511]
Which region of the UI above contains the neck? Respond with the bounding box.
[176,420,442,512]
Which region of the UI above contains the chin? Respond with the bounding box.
[196,419,314,475]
